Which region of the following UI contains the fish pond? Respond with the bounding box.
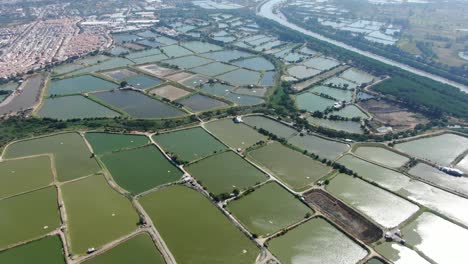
[186,151,267,195]
[47,75,117,95]
[3,133,100,182]
[82,233,164,264]
[243,115,297,139]
[268,218,367,264]
[395,134,468,166]
[154,127,226,162]
[248,142,330,191]
[295,93,335,112]
[92,90,185,119]
[38,95,120,120]
[288,134,349,161]
[85,132,149,155]
[100,145,182,194]
[205,119,267,149]
[139,186,259,264]
[227,182,312,236]
[61,175,139,254]
[353,146,409,168]
[0,156,53,199]
[327,174,419,228]
[0,236,65,264]
[0,187,60,249]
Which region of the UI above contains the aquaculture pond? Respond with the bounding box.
[217,68,261,86]
[225,93,265,106]
[302,57,340,71]
[288,134,349,161]
[160,45,193,58]
[47,75,117,95]
[83,233,164,264]
[259,71,275,86]
[248,142,330,191]
[311,85,353,102]
[227,182,312,236]
[61,175,138,254]
[181,41,223,53]
[0,187,60,249]
[201,83,235,97]
[234,87,267,97]
[340,68,374,84]
[93,90,185,119]
[353,146,409,168]
[0,156,53,199]
[102,69,138,81]
[3,133,100,182]
[268,218,367,264]
[395,134,468,166]
[0,74,45,116]
[287,66,320,79]
[101,145,182,194]
[323,77,358,89]
[190,62,237,76]
[327,174,419,228]
[63,58,134,77]
[178,94,228,112]
[125,75,162,90]
[38,95,120,120]
[139,186,259,264]
[307,117,363,134]
[232,57,275,71]
[375,242,429,264]
[162,55,212,69]
[205,119,267,149]
[125,48,162,60]
[401,213,468,264]
[154,127,226,162]
[186,151,267,195]
[331,105,368,119]
[339,155,468,226]
[409,162,468,196]
[131,54,168,64]
[85,132,149,155]
[295,93,335,112]
[202,50,252,62]
[0,236,65,264]
[243,115,297,139]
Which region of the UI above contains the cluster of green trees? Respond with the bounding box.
[372,76,468,118]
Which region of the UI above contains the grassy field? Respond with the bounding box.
[3,133,100,182]
[0,187,60,249]
[205,119,267,149]
[61,175,139,254]
[186,151,267,195]
[0,156,53,199]
[139,186,259,264]
[248,142,330,191]
[85,133,149,155]
[101,145,182,194]
[268,218,367,263]
[153,127,227,162]
[227,182,312,236]
[0,236,65,264]
[83,233,164,264]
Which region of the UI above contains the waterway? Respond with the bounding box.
[257,0,468,93]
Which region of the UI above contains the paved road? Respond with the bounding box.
[257,0,468,93]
